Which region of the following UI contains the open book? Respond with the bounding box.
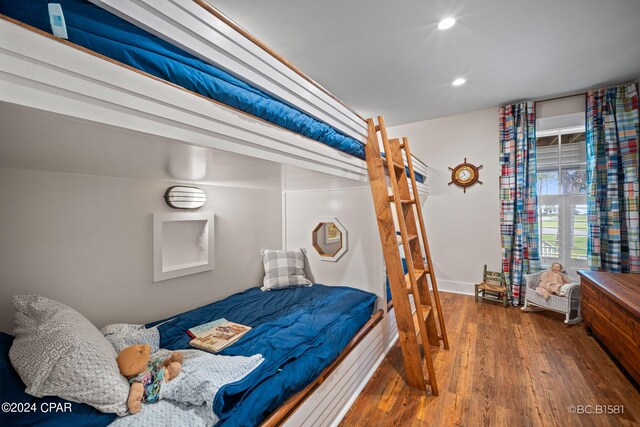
[188,318,251,353]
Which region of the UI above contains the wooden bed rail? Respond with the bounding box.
[193,0,366,123]
[259,308,384,427]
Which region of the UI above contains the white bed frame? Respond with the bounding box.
[0,2,422,424]
[0,19,369,183]
[91,0,366,143]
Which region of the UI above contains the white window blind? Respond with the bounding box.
[537,140,586,169]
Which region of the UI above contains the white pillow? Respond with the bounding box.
[101,323,160,354]
[559,283,576,296]
[9,295,130,415]
[261,249,313,291]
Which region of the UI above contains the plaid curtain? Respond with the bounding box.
[586,83,640,273]
[499,102,540,305]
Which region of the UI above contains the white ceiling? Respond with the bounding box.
[210,0,640,125]
[0,103,367,191]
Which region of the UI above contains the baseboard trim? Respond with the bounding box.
[437,279,475,296]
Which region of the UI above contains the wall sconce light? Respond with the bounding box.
[163,186,207,209]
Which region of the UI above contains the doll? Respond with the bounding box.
[535,262,572,300]
[116,344,183,414]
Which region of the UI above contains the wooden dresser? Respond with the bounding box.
[578,270,640,385]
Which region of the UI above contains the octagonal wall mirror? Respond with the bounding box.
[312,218,347,262]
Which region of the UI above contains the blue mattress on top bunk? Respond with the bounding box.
[0,0,425,183]
[0,285,377,427]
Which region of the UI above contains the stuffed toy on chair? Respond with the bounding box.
[535,262,572,300]
[116,344,183,414]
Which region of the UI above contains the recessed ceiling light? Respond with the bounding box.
[437,17,456,30]
[452,78,466,86]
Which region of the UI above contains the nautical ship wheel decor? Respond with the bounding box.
[448,158,483,193]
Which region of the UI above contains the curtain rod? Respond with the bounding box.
[535,79,640,104]
[535,91,585,103]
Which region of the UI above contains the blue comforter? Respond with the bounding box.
[386,257,409,302]
[0,285,376,427]
[149,285,376,426]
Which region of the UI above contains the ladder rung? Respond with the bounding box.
[407,234,418,242]
[421,305,433,320]
[383,160,405,172]
[405,274,413,293]
[413,305,433,335]
[399,142,405,149]
[388,195,415,205]
[405,269,426,289]
[375,124,381,132]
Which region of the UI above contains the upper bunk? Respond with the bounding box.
[0,0,428,193]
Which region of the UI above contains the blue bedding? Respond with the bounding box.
[0,0,425,183]
[0,285,376,427]
[0,332,117,427]
[386,257,408,302]
[149,285,376,426]
[381,152,426,183]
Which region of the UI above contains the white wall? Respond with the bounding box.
[389,108,501,294]
[0,167,281,333]
[284,187,385,302]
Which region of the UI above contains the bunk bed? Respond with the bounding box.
[0,285,381,427]
[0,0,426,424]
[0,0,429,189]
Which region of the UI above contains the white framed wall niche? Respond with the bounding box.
[311,217,348,262]
[153,212,214,282]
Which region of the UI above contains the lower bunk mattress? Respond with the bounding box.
[0,284,377,427]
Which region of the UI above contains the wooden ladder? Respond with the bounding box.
[364,116,449,394]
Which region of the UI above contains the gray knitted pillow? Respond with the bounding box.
[9,295,129,415]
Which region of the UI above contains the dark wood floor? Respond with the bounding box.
[340,292,640,427]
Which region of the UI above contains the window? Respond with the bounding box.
[536,128,587,268]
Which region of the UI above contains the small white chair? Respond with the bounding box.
[521,267,582,324]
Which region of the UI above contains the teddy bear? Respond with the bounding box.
[116,344,183,414]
